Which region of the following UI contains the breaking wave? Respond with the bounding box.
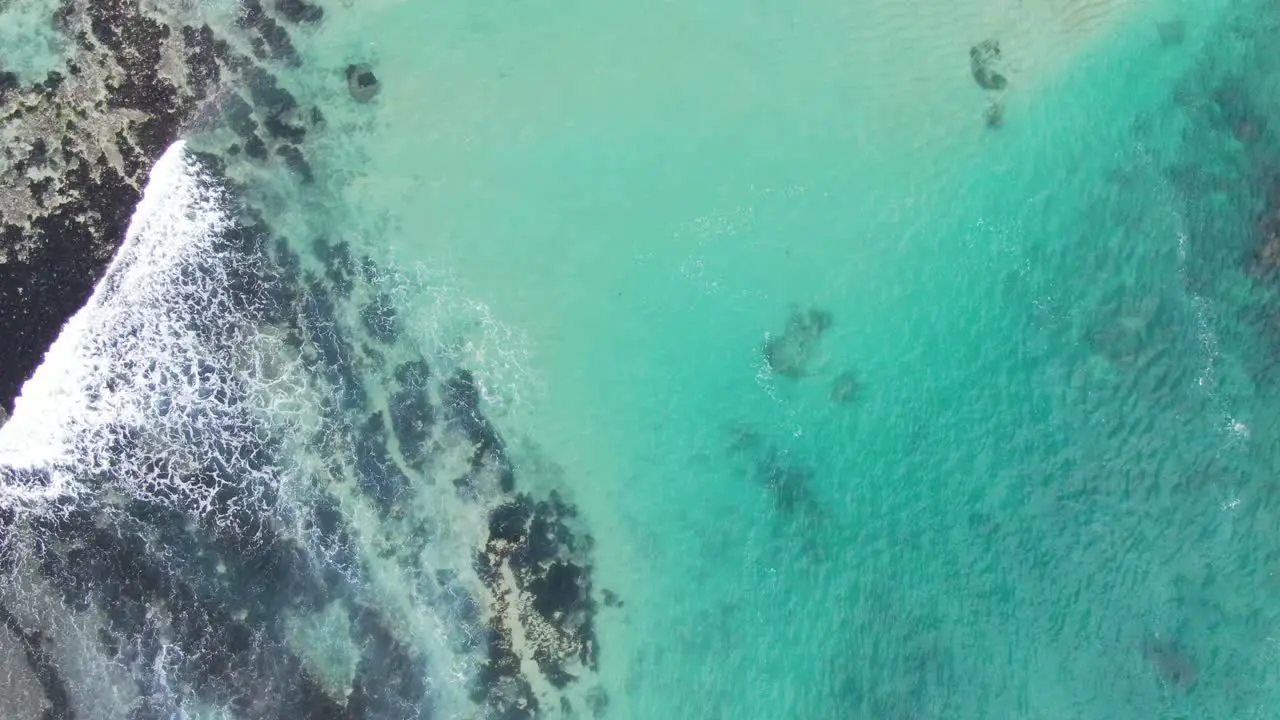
[0,140,307,525]
[0,141,602,720]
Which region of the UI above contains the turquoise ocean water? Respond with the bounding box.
[11,0,1280,716]
[329,0,1277,716]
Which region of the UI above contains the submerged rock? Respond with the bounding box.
[276,143,313,182]
[1157,19,1186,47]
[1143,635,1197,689]
[984,99,1004,129]
[347,63,380,103]
[476,489,598,715]
[361,293,400,344]
[831,371,860,404]
[276,0,324,24]
[763,305,832,378]
[969,39,1008,91]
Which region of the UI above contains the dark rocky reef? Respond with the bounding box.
[970,39,1007,130]
[983,99,1004,129]
[353,409,413,514]
[346,63,380,103]
[300,273,368,413]
[347,608,433,718]
[27,504,356,719]
[389,360,434,471]
[1252,180,1280,279]
[728,427,823,520]
[0,0,320,415]
[444,369,516,495]
[0,600,73,720]
[275,0,324,25]
[476,490,600,718]
[830,370,860,404]
[1157,18,1186,47]
[833,590,958,718]
[238,0,300,66]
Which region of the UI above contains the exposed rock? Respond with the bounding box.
[346,63,380,103]
[0,0,310,414]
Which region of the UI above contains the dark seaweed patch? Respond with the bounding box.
[300,277,366,412]
[313,237,355,296]
[276,144,313,183]
[275,0,324,24]
[244,134,268,159]
[238,0,300,65]
[224,94,258,139]
[244,66,298,119]
[0,156,140,414]
[346,63,380,103]
[264,113,306,143]
[443,370,515,493]
[476,490,598,714]
[0,601,73,719]
[180,24,221,97]
[389,362,433,470]
[354,412,411,513]
[361,293,400,344]
[348,609,431,719]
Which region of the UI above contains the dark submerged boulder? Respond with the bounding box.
[346,63,380,103]
[969,39,1008,91]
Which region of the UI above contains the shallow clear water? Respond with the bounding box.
[8,0,1280,716]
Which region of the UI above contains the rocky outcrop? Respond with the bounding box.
[0,0,322,415]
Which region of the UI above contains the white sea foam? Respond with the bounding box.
[0,141,306,523]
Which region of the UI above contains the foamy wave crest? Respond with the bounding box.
[0,141,307,524]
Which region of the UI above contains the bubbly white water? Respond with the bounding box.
[0,140,309,528]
